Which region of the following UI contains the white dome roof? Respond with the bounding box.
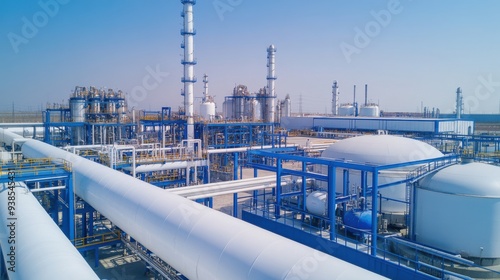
[420,162,500,197]
[321,135,443,165]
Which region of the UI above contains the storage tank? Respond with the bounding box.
[319,135,444,215]
[343,209,372,237]
[251,99,262,121]
[359,105,380,117]
[306,191,328,216]
[338,104,355,116]
[415,163,500,265]
[200,101,216,121]
[69,97,86,122]
[223,99,234,120]
[282,95,291,118]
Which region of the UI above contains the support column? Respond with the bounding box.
[275,158,282,218]
[371,169,379,256]
[328,165,336,241]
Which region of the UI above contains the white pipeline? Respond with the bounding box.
[21,139,387,280]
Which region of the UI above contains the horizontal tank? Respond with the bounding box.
[200,101,216,121]
[318,135,444,214]
[416,162,500,263]
[359,105,380,117]
[339,104,355,116]
[343,209,372,236]
[306,191,328,216]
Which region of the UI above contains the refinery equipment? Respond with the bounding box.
[199,74,216,121]
[332,80,339,116]
[359,84,380,117]
[181,0,197,140]
[456,87,463,119]
[222,45,278,123]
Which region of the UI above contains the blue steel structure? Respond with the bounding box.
[0,158,122,269]
[240,148,492,279]
[43,108,136,146]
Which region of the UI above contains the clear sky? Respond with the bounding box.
[1,0,500,114]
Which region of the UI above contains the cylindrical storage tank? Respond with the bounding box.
[339,105,355,116]
[359,105,380,117]
[70,97,86,122]
[117,98,127,122]
[89,98,101,114]
[200,101,216,121]
[283,97,291,118]
[252,99,262,121]
[319,135,444,214]
[223,99,234,120]
[106,99,117,114]
[343,209,372,234]
[415,163,500,263]
[244,97,253,120]
[306,191,328,216]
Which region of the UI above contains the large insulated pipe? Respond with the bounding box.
[332,80,339,116]
[181,0,196,140]
[0,184,99,280]
[266,44,277,123]
[21,139,386,280]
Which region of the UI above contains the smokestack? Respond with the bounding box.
[332,80,339,116]
[353,85,356,105]
[364,84,368,106]
[266,45,277,123]
[181,0,196,140]
[456,87,463,119]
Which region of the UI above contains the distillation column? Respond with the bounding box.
[181,0,196,139]
[266,45,277,123]
[456,87,463,119]
[332,80,339,116]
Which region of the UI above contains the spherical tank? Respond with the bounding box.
[200,101,216,121]
[359,105,380,117]
[306,191,328,216]
[338,105,355,116]
[319,135,443,214]
[415,162,500,261]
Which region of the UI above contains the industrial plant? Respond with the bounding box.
[2,1,500,280]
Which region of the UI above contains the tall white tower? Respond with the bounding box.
[456,87,463,119]
[266,45,277,123]
[181,0,196,139]
[332,80,339,116]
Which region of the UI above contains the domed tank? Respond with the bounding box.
[415,162,500,263]
[306,191,328,216]
[200,101,216,121]
[319,135,444,214]
[359,105,380,117]
[338,105,355,116]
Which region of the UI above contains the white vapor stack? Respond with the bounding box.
[332,80,339,116]
[266,45,277,123]
[181,0,196,139]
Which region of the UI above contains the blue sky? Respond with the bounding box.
[1,0,500,114]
